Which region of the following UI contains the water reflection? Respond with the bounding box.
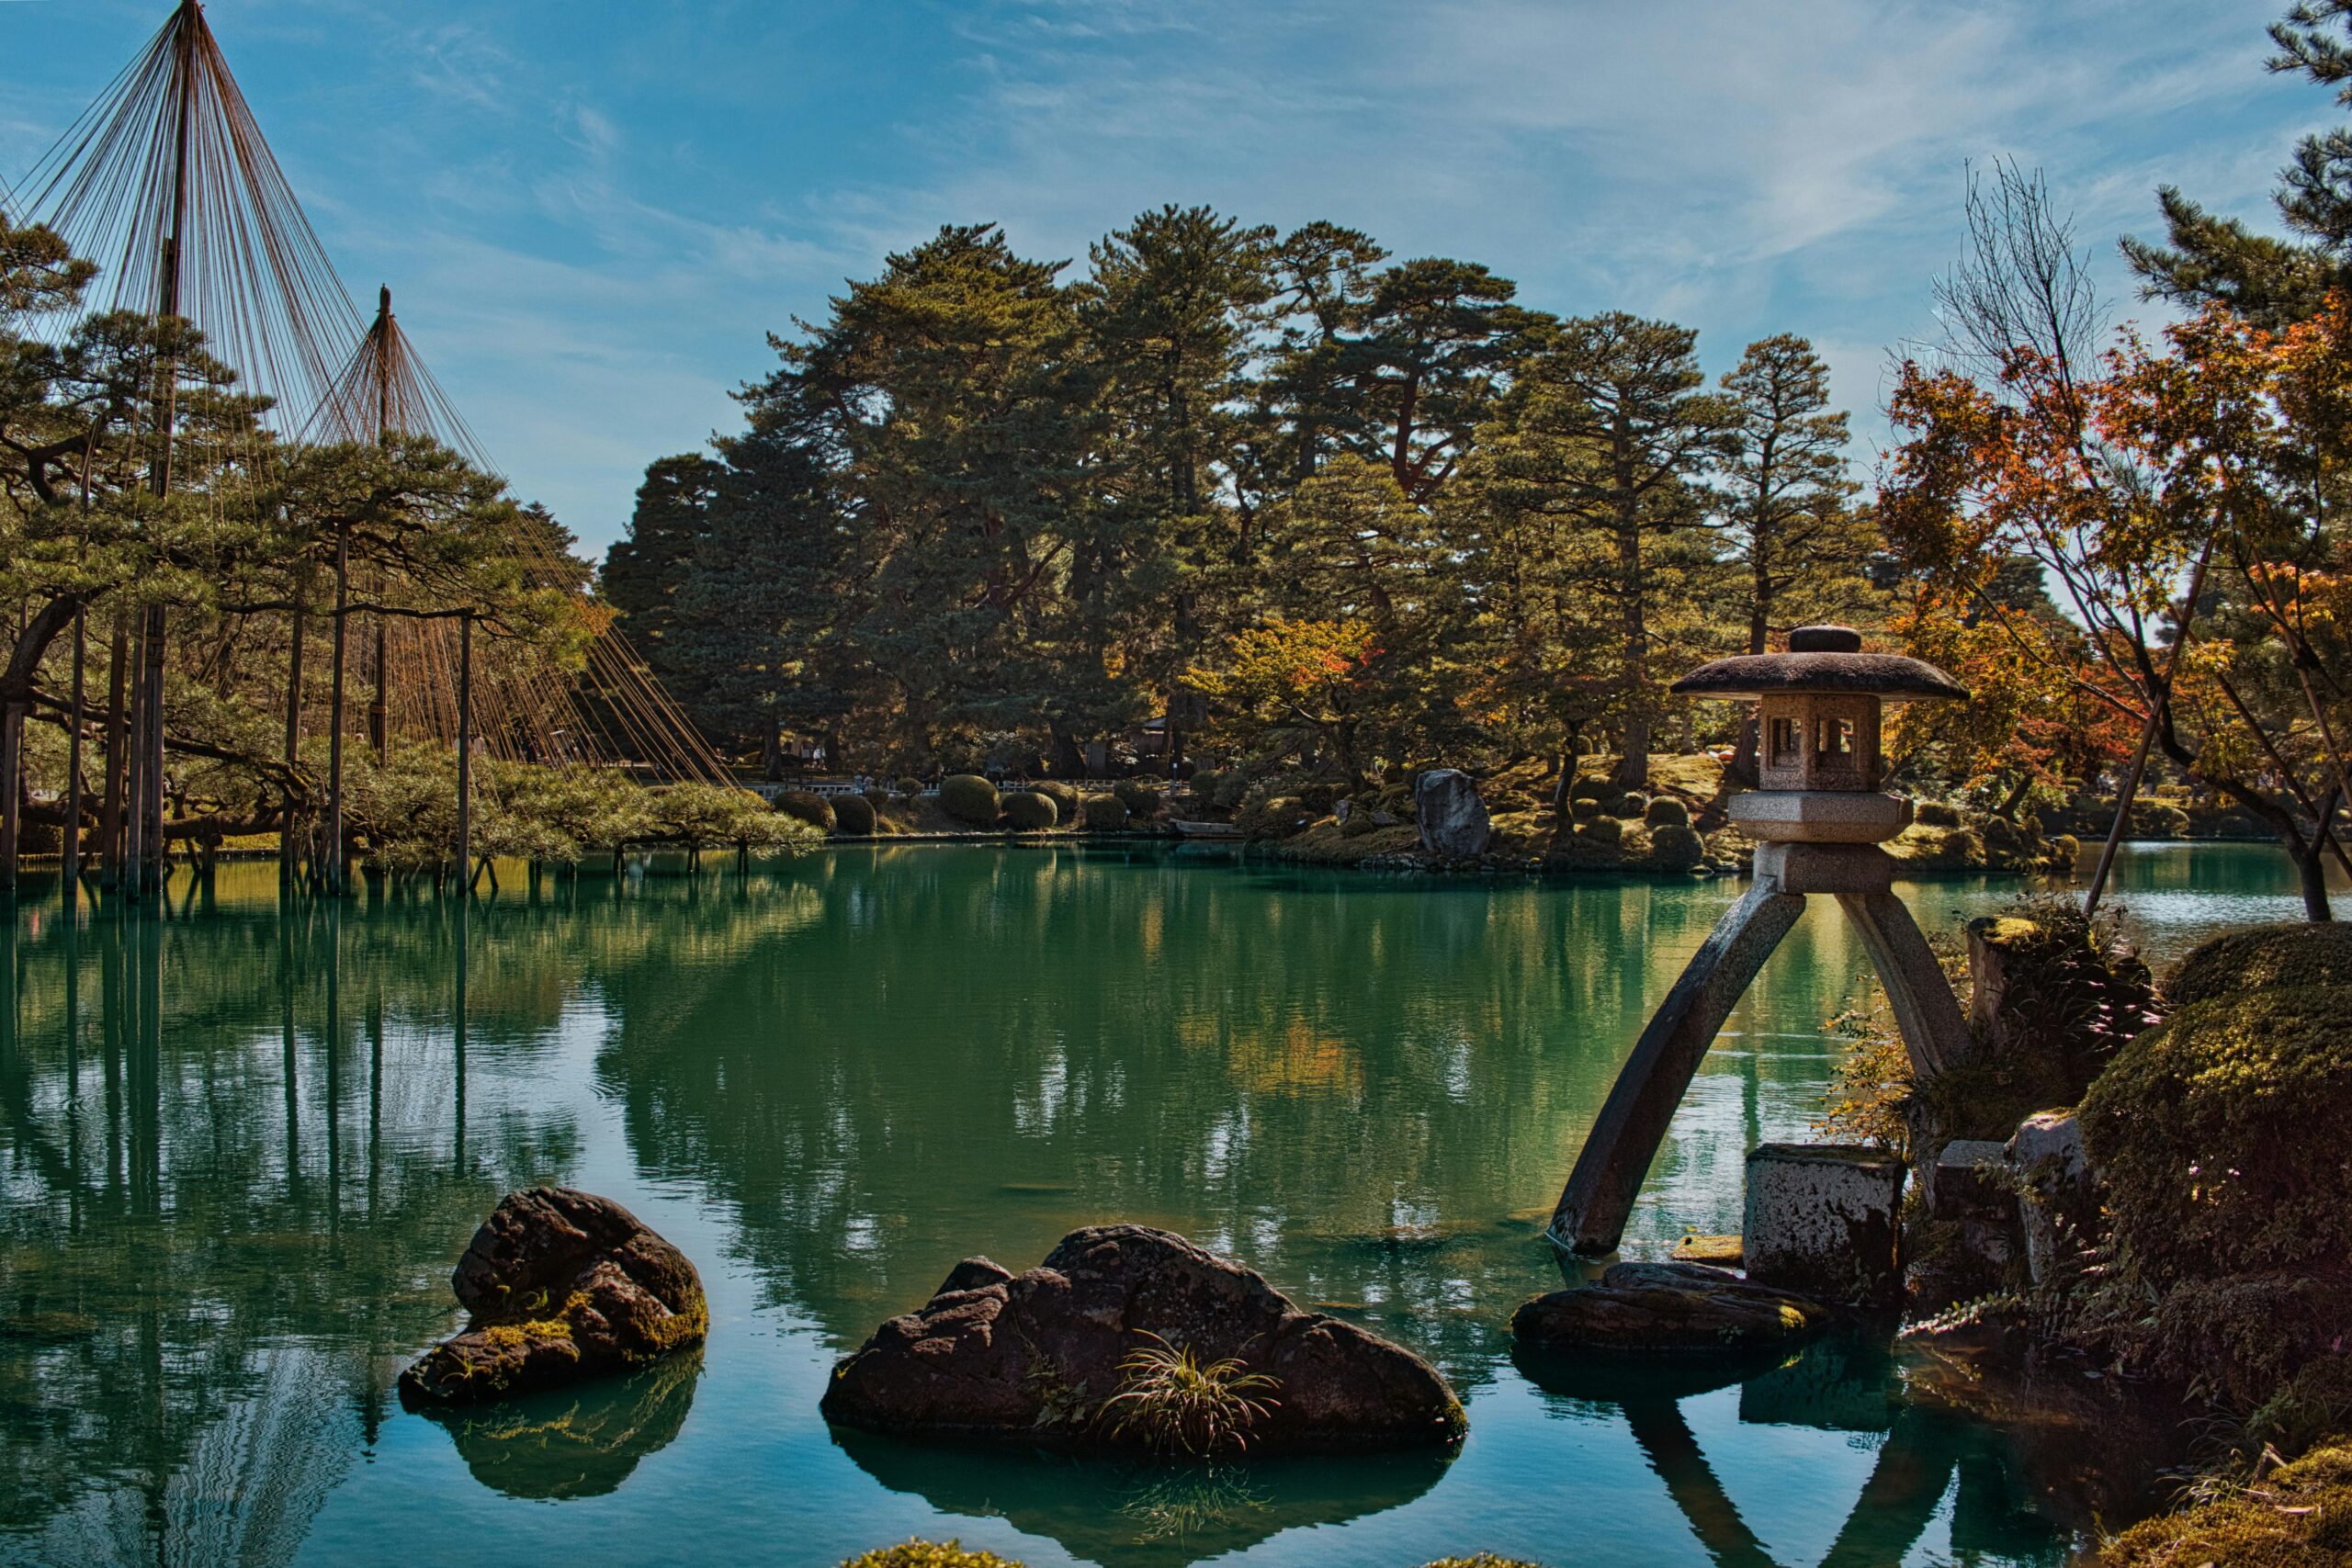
[419,1350,703,1500]
[1520,1337,2063,1567]
[0,845,2312,1566]
[834,1430,1454,1567]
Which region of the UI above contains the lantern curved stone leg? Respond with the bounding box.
[1549,876,1808,1256]
[1834,890,1973,1077]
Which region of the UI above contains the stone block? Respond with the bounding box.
[1730,790,1913,844]
[1929,1139,2011,1221]
[1415,769,1492,858]
[1743,1143,1905,1303]
[2006,1110,2097,1286]
[1753,840,1894,895]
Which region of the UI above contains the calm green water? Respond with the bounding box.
[0,842,2323,1568]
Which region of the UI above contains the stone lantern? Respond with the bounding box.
[1548,626,1974,1256]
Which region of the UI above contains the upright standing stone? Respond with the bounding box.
[2007,1111,2096,1286]
[1415,769,1492,858]
[1743,1144,1905,1303]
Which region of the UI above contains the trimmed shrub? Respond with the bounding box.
[1602,792,1646,820]
[1209,771,1250,810]
[1938,827,1985,865]
[2131,801,2191,839]
[897,776,923,796]
[1001,790,1058,830]
[1340,810,1380,839]
[939,773,1000,827]
[1032,780,1081,819]
[1236,794,1307,840]
[2081,984,2352,1288]
[1583,815,1624,846]
[1567,775,1611,803]
[831,795,876,836]
[775,790,836,833]
[1914,799,1963,828]
[2047,833,2080,863]
[1297,781,1341,816]
[1644,795,1690,829]
[2166,921,2352,1009]
[1188,769,1225,806]
[1648,823,1706,868]
[1112,778,1163,818]
[1569,797,1600,821]
[1080,795,1127,832]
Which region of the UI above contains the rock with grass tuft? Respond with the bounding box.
[820,1224,1464,1454]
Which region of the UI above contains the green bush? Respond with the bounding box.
[1297,781,1342,816]
[1081,795,1127,832]
[1914,799,1963,828]
[896,776,923,797]
[831,795,876,836]
[1602,792,1646,819]
[1649,823,1706,868]
[1583,815,1623,846]
[1032,780,1080,819]
[2048,832,2080,863]
[1644,795,1690,829]
[1340,810,1379,839]
[2081,985,2352,1289]
[1937,827,1986,864]
[1001,790,1057,830]
[1567,775,1611,803]
[1112,778,1163,818]
[938,773,1000,827]
[1236,794,1307,840]
[1187,769,1225,806]
[1210,771,1250,810]
[1569,797,1600,820]
[775,789,836,832]
[2166,922,2352,1009]
[2131,801,2191,839]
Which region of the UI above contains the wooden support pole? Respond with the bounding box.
[98,613,129,889]
[455,610,473,893]
[326,520,350,895]
[282,584,305,882]
[63,610,85,897]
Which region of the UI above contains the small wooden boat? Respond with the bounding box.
[1169,818,1242,840]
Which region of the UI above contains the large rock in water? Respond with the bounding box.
[1511,1261,1835,1355]
[398,1188,707,1407]
[1415,769,1492,858]
[820,1224,1466,1453]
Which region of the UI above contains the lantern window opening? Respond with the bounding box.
[1768,716,1802,765]
[1815,716,1856,760]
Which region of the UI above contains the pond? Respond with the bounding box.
[0,841,2325,1568]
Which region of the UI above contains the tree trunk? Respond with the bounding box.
[0,701,20,895]
[1611,424,1650,791]
[2295,838,2335,922]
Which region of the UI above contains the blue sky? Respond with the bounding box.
[0,0,2329,558]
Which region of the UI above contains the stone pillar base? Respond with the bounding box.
[1743,1143,1905,1303]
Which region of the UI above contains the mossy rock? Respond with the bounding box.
[1080,795,1127,832]
[774,789,836,832]
[2166,922,2352,1008]
[1001,791,1057,831]
[1913,799,1963,828]
[1648,823,1706,869]
[2097,1440,2352,1566]
[2080,984,2352,1289]
[831,794,876,836]
[1644,795,1690,829]
[1583,815,1624,846]
[839,1545,1028,1568]
[1601,792,1647,820]
[938,774,1001,827]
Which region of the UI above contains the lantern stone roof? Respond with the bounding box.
[1669,626,1967,704]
